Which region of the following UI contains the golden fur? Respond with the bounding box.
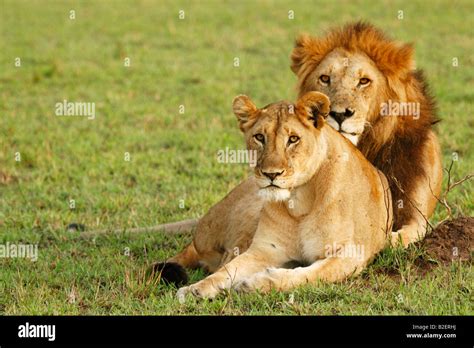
[290,22,442,245]
[159,22,443,288]
[177,92,392,298]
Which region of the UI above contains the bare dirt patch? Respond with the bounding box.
[417,216,473,265]
[365,216,473,281]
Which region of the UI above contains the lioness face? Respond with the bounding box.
[300,48,386,145]
[233,93,330,202]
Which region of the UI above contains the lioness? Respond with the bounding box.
[176,92,392,299]
[153,22,442,284]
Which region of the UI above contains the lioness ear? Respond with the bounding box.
[232,95,258,129]
[296,92,330,127]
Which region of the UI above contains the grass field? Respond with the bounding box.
[0,0,473,315]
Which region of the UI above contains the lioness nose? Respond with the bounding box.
[329,108,354,125]
[263,171,284,181]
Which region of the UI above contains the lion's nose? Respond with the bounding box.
[263,171,284,181]
[329,108,354,125]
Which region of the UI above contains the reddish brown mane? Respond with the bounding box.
[291,22,439,230]
[291,22,415,83]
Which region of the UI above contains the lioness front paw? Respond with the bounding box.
[234,275,273,293]
[234,268,286,293]
[233,279,255,293]
[176,281,221,300]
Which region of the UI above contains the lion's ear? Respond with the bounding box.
[291,33,328,77]
[290,33,312,75]
[232,95,258,129]
[296,92,330,127]
[374,42,415,79]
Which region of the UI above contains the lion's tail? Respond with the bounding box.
[150,242,201,287]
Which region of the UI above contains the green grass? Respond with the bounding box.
[0,0,473,315]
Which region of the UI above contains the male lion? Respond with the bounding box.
[176,92,392,299]
[153,22,442,285]
[290,22,442,247]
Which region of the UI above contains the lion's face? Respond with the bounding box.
[300,48,386,145]
[232,92,330,201]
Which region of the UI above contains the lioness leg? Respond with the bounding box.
[165,242,200,268]
[177,244,287,299]
[153,178,262,285]
[235,255,366,293]
[171,178,261,268]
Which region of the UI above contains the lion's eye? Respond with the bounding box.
[319,75,330,84]
[288,135,300,145]
[254,133,265,143]
[359,77,371,85]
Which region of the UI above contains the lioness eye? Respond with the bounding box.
[254,133,265,143]
[319,75,330,84]
[288,135,300,144]
[359,77,371,85]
